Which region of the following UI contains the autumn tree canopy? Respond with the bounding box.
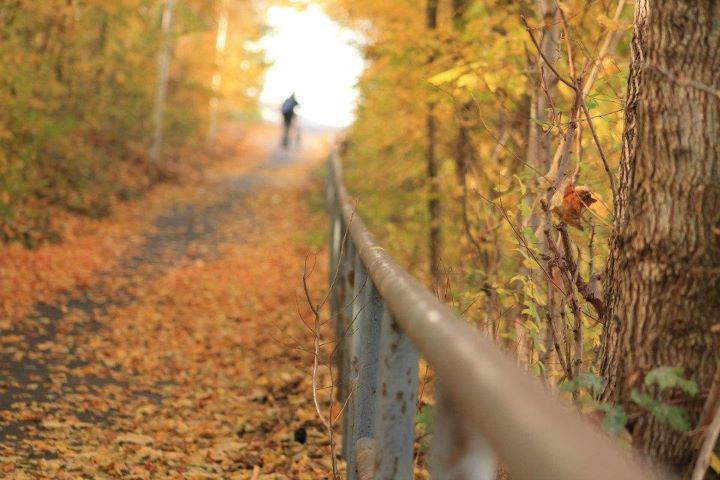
[0,0,265,246]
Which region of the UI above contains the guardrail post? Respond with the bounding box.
[429,384,495,479]
[329,211,342,321]
[347,265,383,480]
[374,307,419,479]
[339,240,356,459]
[345,253,365,478]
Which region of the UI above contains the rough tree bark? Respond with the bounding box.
[601,1,720,474]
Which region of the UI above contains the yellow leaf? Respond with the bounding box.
[710,453,720,474]
[483,72,501,92]
[429,61,485,86]
[457,73,480,89]
[428,65,468,85]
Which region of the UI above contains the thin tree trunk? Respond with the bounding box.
[207,0,229,146]
[520,0,559,367]
[601,1,720,473]
[150,0,176,163]
[452,0,470,186]
[533,0,559,173]
[427,0,441,286]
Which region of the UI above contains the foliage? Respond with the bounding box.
[0,0,265,245]
[629,366,699,432]
[595,403,629,437]
[630,390,692,432]
[559,372,605,396]
[643,366,699,396]
[560,368,699,438]
[326,0,634,389]
[323,2,716,459]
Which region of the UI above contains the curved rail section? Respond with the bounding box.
[326,151,663,480]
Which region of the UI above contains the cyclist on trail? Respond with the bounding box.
[280,93,299,148]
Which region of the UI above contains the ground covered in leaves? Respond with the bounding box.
[0,125,337,479]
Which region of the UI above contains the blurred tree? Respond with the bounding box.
[426,0,440,286]
[150,0,176,163]
[0,0,266,245]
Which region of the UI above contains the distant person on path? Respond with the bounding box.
[280,93,300,149]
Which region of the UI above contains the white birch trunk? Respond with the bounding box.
[150,0,176,163]
[206,0,229,146]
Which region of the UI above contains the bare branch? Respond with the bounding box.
[580,100,617,201]
[521,15,575,90]
[691,403,720,480]
[557,224,605,319]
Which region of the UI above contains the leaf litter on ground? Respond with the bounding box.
[0,124,339,479]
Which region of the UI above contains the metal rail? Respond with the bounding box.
[326,150,664,480]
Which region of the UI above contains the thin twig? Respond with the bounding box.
[691,403,720,480]
[580,99,617,200]
[521,15,575,90]
[558,223,605,319]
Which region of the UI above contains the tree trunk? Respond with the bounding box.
[207,0,230,146]
[532,0,559,174]
[427,0,441,285]
[150,0,176,163]
[601,1,720,474]
[521,0,559,367]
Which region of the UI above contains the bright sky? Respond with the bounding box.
[259,4,364,127]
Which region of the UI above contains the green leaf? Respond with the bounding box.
[631,388,693,432]
[585,97,599,110]
[416,404,434,432]
[513,174,526,196]
[522,301,539,321]
[522,226,539,246]
[493,182,510,193]
[560,373,606,394]
[664,406,692,432]
[520,201,532,221]
[630,388,658,410]
[596,403,629,436]
[644,366,699,396]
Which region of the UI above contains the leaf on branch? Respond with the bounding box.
[415,404,434,433]
[428,62,484,86]
[560,373,606,394]
[644,366,699,396]
[630,389,658,410]
[595,403,629,437]
[552,184,597,230]
[631,388,693,432]
[710,454,720,475]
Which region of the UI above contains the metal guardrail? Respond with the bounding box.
[326,150,664,480]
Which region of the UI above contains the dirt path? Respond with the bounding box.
[0,125,335,479]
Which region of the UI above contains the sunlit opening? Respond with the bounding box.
[259,4,364,128]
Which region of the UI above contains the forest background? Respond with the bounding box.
[1,0,718,477]
[0,0,264,247]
